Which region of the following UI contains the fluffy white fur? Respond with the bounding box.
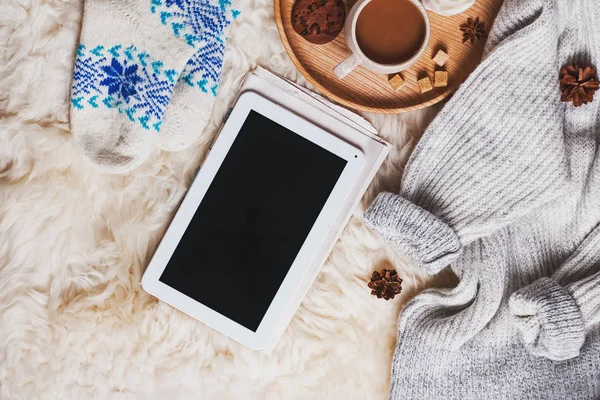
[0,1,454,398]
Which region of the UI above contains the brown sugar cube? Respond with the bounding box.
[418,77,433,93]
[388,74,405,91]
[433,50,449,67]
[434,70,448,88]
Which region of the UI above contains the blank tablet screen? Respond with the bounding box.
[159,110,347,332]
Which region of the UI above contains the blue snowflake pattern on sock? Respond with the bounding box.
[71,44,178,131]
[100,58,143,101]
[151,0,240,98]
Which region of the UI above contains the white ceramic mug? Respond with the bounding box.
[333,0,431,79]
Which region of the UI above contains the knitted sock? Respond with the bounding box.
[155,0,240,152]
[70,0,215,173]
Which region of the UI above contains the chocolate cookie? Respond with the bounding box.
[291,0,345,45]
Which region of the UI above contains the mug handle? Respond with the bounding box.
[333,53,361,79]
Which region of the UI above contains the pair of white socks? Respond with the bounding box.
[70,0,241,173]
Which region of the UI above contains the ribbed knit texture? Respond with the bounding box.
[364,0,600,398]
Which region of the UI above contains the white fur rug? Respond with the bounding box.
[0,1,455,398]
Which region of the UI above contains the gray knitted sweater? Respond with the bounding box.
[364,0,600,398]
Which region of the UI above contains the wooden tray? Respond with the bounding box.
[274,0,503,113]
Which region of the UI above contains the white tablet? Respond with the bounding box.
[141,92,364,350]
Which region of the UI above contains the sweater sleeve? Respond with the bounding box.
[364,0,571,274]
[509,228,600,361]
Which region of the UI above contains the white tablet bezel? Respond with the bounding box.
[141,91,364,350]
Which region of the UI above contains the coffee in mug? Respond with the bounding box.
[355,0,427,64]
[333,0,430,79]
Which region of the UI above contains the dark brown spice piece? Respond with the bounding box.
[560,63,600,107]
[460,17,486,45]
[367,269,403,300]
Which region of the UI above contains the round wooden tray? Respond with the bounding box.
[275,0,502,113]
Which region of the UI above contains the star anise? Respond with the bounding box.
[460,17,486,45]
[560,63,600,107]
[367,269,402,300]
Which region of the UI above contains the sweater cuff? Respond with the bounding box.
[509,277,585,361]
[363,192,462,274]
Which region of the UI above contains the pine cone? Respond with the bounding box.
[367,269,402,300]
[560,63,600,107]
